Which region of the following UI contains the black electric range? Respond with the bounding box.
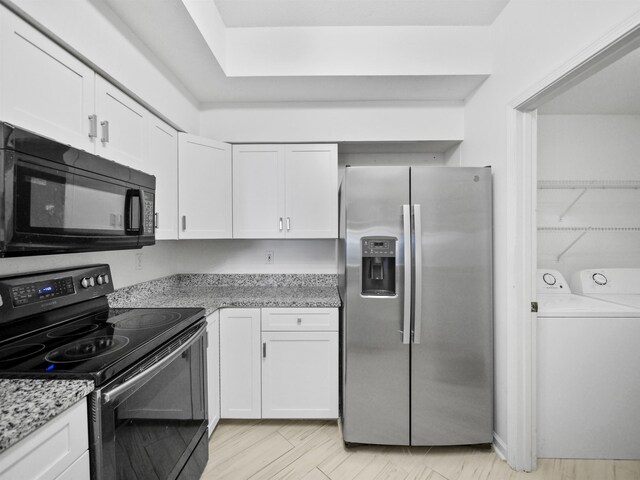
[0,264,209,480]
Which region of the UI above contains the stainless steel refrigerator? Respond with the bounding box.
[338,166,493,446]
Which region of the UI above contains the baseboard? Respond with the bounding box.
[493,432,507,461]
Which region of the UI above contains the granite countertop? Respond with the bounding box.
[108,273,341,315]
[0,379,94,453]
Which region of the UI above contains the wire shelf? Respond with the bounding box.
[538,180,640,190]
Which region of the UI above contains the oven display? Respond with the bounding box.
[11,277,75,306]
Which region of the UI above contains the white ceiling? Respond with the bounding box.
[103,0,499,104]
[540,46,640,115]
[213,0,510,28]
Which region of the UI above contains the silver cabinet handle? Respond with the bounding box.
[413,204,422,344]
[182,215,187,231]
[154,212,159,230]
[263,342,267,358]
[286,217,291,231]
[88,115,97,138]
[100,120,109,143]
[402,204,412,345]
[279,217,283,231]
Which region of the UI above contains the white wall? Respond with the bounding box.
[199,101,464,143]
[537,114,640,280]
[174,240,337,274]
[0,242,179,289]
[462,0,640,452]
[7,0,200,132]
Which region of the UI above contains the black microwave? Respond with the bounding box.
[0,122,155,257]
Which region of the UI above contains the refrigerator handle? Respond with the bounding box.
[413,204,422,344]
[402,204,412,344]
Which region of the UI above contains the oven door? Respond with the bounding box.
[92,321,208,480]
[2,153,154,256]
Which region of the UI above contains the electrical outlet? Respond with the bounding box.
[135,252,143,270]
[265,251,274,264]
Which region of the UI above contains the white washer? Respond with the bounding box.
[572,267,640,308]
[536,269,640,459]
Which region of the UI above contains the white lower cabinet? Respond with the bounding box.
[206,311,221,435]
[219,308,262,419]
[262,331,338,418]
[0,398,89,480]
[219,307,339,420]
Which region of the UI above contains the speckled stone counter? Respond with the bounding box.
[0,379,94,453]
[108,274,341,315]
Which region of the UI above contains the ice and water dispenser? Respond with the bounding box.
[361,236,396,296]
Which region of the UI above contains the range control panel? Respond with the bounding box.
[0,264,114,324]
[11,277,75,307]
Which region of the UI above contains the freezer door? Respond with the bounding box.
[410,167,493,446]
[342,166,411,445]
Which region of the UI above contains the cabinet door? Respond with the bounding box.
[284,144,338,238]
[219,309,261,418]
[0,398,88,480]
[0,7,95,152]
[207,311,221,435]
[233,145,285,238]
[147,116,178,240]
[262,331,338,419]
[179,133,232,239]
[94,76,147,169]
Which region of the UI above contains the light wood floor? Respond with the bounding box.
[202,420,640,480]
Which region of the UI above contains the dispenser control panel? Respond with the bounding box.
[361,237,396,257]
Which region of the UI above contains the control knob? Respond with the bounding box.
[542,273,556,286]
[81,277,95,289]
[592,273,607,286]
[97,274,110,285]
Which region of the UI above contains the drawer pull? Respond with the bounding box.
[263,342,267,358]
[297,318,302,325]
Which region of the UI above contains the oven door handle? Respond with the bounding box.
[102,323,206,404]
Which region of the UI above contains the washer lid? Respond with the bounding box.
[579,293,640,310]
[537,293,639,317]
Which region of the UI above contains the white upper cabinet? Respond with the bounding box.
[178,133,232,239]
[94,76,148,169]
[233,143,338,239]
[284,144,338,238]
[147,116,178,240]
[233,144,286,238]
[0,7,95,152]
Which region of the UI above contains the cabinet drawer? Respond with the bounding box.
[0,398,88,480]
[55,451,89,480]
[262,308,338,331]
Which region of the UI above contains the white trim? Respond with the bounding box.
[505,8,640,472]
[493,432,508,461]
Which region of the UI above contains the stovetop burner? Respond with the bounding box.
[113,311,182,330]
[45,335,130,363]
[46,323,100,338]
[0,344,45,362]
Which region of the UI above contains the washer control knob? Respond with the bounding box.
[542,273,556,286]
[593,273,607,286]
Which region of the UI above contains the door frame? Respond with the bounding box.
[505,11,640,471]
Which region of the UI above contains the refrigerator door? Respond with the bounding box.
[342,166,411,445]
[410,166,493,445]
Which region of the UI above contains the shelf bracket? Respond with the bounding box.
[558,188,587,222]
[556,229,589,262]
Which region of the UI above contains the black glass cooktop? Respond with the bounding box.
[0,307,205,385]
